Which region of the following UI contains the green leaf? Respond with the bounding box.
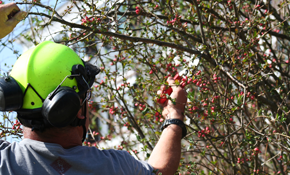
[141,105,149,115]
[258,109,262,115]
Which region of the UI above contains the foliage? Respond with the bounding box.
[1,0,290,174]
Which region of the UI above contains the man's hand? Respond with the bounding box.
[148,77,187,175]
[157,76,187,121]
[0,3,27,39]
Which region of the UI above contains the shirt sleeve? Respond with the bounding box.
[122,151,156,175]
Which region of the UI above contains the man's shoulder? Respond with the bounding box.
[78,147,137,166]
[0,139,11,150]
[83,146,130,158]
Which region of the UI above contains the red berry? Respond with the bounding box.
[173,73,182,81]
[180,82,186,88]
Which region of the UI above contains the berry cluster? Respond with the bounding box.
[252,147,261,155]
[154,112,163,122]
[81,16,101,26]
[109,106,118,115]
[237,157,249,164]
[135,103,146,111]
[135,6,141,15]
[12,120,21,130]
[166,14,182,27]
[197,127,210,137]
[83,141,97,147]
[173,73,193,88]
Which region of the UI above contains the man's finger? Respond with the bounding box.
[160,85,166,91]
[6,11,27,27]
[1,3,20,14]
[166,76,174,84]
[157,90,162,95]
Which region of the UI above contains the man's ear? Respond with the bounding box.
[77,108,85,119]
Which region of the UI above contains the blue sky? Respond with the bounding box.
[0,1,26,142]
[0,0,37,142]
[1,0,81,142]
[1,0,31,74]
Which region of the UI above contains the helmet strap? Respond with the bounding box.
[81,100,87,143]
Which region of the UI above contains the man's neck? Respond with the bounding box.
[23,126,83,149]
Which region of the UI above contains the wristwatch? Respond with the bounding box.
[161,119,187,138]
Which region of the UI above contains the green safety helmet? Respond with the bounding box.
[0,41,100,131]
[11,41,84,109]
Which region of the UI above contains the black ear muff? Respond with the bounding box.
[0,76,23,111]
[42,86,81,127]
[72,64,87,95]
[84,62,100,87]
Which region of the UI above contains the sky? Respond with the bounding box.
[0,0,99,142]
[0,1,26,142]
[0,0,54,142]
[1,0,119,144]
[0,44,21,142]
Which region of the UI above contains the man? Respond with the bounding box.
[0,3,187,175]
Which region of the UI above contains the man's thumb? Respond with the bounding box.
[6,11,27,27]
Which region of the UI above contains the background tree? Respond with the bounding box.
[1,0,290,174]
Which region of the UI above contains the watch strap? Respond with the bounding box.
[161,119,187,138]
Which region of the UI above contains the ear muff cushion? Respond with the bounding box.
[42,87,81,127]
[0,77,23,111]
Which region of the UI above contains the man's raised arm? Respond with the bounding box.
[0,3,27,39]
[149,77,187,175]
